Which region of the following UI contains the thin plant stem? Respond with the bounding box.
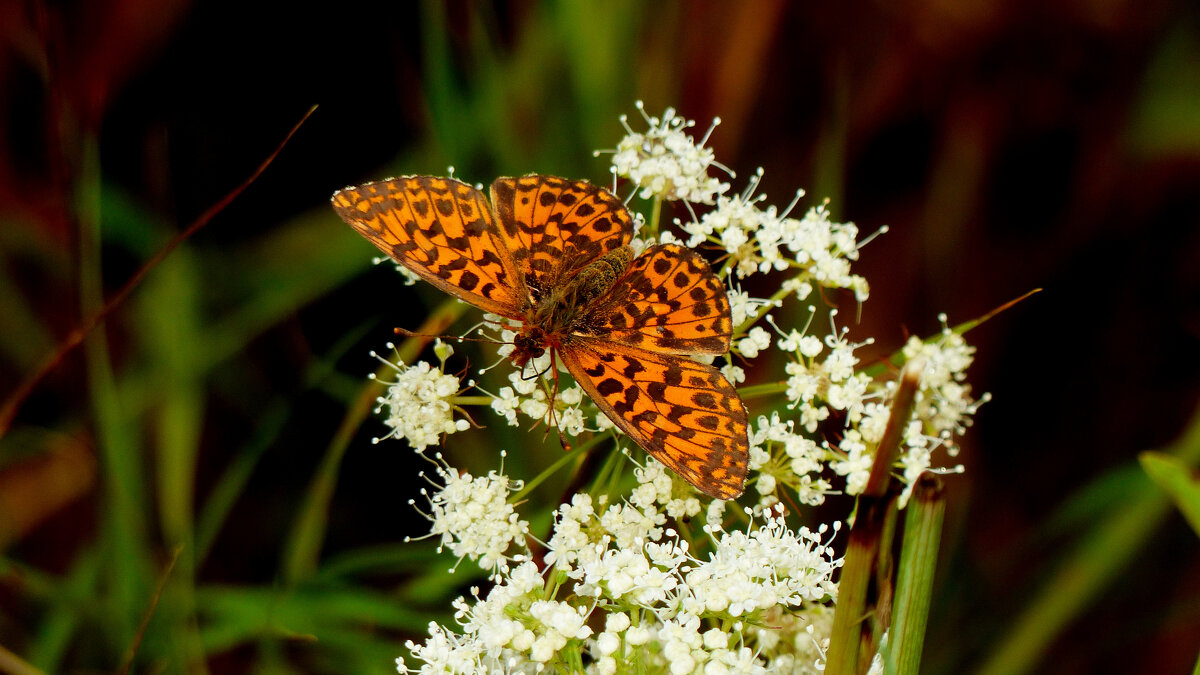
[649,195,662,237]
[0,106,318,438]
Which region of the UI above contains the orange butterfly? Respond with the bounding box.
[331,175,748,499]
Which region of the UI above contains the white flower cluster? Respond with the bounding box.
[746,308,981,507]
[606,101,729,204]
[371,346,470,452]
[683,169,871,301]
[397,477,842,674]
[892,315,982,504]
[410,453,530,581]
[749,411,832,507]
[776,310,877,435]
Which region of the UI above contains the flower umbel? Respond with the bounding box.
[603,100,730,205]
[370,343,471,452]
[397,501,841,674]
[407,452,530,581]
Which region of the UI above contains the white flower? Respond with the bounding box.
[737,326,772,358]
[721,363,746,386]
[544,493,598,571]
[684,170,872,304]
[750,413,832,507]
[374,255,421,286]
[599,502,666,550]
[414,454,530,580]
[489,386,521,426]
[632,458,703,520]
[726,285,780,328]
[397,621,489,673]
[371,349,470,452]
[605,101,730,204]
[902,316,983,438]
[682,507,841,618]
[827,372,871,420]
[528,601,593,662]
[831,431,872,496]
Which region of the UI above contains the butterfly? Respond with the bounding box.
[331,175,748,499]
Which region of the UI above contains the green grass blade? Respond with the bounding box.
[886,474,946,675]
[1140,451,1200,538]
[79,136,153,651]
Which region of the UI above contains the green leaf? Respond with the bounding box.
[1140,452,1200,538]
[886,474,946,675]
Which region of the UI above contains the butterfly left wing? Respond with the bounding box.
[559,340,749,499]
[331,176,526,318]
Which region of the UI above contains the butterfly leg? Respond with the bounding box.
[543,350,573,453]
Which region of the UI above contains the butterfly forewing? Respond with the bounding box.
[331,176,526,317]
[491,176,633,297]
[559,340,749,500]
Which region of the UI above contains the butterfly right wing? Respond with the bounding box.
[559,339,749,500]
[490,175,633,300]
[332,176,526,318]
[588,243,733,356]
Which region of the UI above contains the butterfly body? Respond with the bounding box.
[512,244,634,368]
[332,174,749,499]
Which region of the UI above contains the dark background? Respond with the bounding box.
[1,1,1198,673]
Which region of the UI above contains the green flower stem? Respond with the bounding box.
[649,195,662,238]
[885,473,946,675]
[736,381,788,402]
[509,433,606,503]
[826,490,897,675]
[826,359,923,675]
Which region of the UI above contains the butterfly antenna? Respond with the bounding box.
[394,326,503,346]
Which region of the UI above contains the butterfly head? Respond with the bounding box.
[510,330,548,369]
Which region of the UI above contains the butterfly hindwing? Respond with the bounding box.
[331,176,525,317]
[588,243,733,355]
[559,339,749,500]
